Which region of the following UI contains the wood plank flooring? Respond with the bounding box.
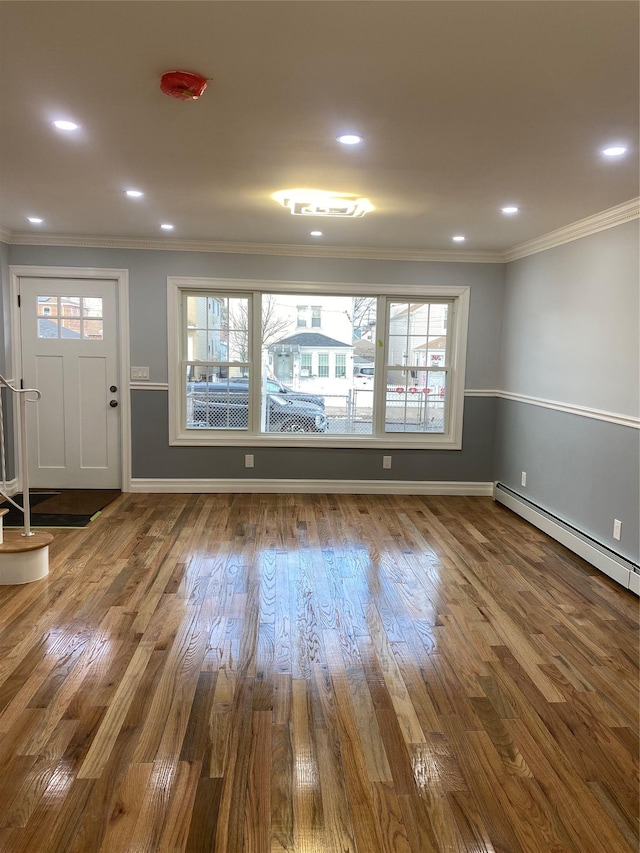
[0,492,637,852]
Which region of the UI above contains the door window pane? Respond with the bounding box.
[37,295,103,339]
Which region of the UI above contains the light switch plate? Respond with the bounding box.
[131,366,150,381]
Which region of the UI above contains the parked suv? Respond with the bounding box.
[263,377,325,409]
[187,380,327,433]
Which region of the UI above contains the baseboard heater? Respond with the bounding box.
[493,482,639,595]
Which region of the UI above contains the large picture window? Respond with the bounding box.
[168,278,469,448]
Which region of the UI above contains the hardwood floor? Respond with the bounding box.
[0,492,637,852]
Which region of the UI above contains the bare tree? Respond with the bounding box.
[345,297,376,334]
[229,295,292,361]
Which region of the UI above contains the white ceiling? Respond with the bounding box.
[0,1,637,254]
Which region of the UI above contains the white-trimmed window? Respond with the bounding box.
[168,278,469,448]
[318,353,329,378]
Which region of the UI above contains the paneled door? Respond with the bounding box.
[19,277,121,488]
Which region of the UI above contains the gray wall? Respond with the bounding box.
[500,222,639,415]
[7,243,505,484]
[131,391,495,482]
[495,221,639,563]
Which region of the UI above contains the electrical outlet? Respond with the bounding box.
[130,366,150,381]
[521,471,527,487]
[245,454,254,468]
[382,455,392,469]
[613,519,621,540]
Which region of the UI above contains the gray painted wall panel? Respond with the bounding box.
[131,391,496,483]
[499,223,639,567]
[501,221,639,415]
[494,398,639,564]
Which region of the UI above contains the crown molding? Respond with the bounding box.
[504,197,640,262]
[3,197,638,262]
[3,231,503,263]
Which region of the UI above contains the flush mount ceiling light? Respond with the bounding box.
[310,231,323,237]
[27,216,43,224]
[52,120,79,131]
[273,189,373,218]
[452,235,466,242]
[336,134,363,145]
[125,189,144,198]
[601,145,627,157]
[160,223,174,230]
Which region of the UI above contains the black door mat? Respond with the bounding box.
[0,490,121,528]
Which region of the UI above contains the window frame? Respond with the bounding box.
[168,277,469,449]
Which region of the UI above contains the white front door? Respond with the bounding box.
[19,276,121,489]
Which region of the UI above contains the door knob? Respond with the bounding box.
[110,385,118,392]
[110,400,118,407]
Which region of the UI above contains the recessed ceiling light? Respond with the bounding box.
[601,145,627,157]
[52,120,79,131]
[27,217,43,224]
[310,231,323,237]
[125,189,144,198]
[160,223,174,231]
[337,134,363,145]
[452,235,465,242]
[501,206,519,215]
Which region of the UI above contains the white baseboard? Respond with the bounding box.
[129,478,494,496]
[494,484,638,594]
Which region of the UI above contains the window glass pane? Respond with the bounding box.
[82,297,103,318]
[60,318,82,338]
[427,336,446,365]
[186,295,207,330]
[227,297,249,361]
[388,303,409,335]
[83,320,103,340]
[191,329,208,361]
[384,369,446,433]
[38,318,59,338]
[385,300,450,434]
[407,303,429,335]
[258,293,377,435]
[63,297,81,318]
[38,297,58,318]
[186,366,250,430]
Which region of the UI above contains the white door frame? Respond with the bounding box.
[9,266,131,492]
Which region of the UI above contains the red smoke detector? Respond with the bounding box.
[160,71,208,101]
